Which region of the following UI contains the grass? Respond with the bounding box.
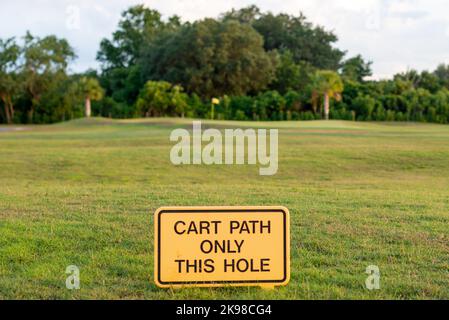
[0,117,448,299]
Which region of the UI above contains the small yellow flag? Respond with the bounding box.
[211,98,220,105]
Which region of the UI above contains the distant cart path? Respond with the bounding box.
[0,127,29,132]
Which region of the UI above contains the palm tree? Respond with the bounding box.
[311,70,344,120]
[76,77,104,117]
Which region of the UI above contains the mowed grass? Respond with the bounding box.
[0,117,448,299]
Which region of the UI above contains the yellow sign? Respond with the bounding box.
[154,206,290,288]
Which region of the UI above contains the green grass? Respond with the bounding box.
[0,118,448,299]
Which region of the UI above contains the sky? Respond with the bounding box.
[1,0,448,79]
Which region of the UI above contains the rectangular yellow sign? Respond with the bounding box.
[154,206,290,288]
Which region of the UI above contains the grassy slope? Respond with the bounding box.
[0,118,448,299]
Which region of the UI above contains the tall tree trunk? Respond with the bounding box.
[1,94,11,124]
[28,89,39,124]
[324,93,330,120]
[6,96,14,124]
[85,97,91,117]
[311,91,318,114]
[3,103,11,124]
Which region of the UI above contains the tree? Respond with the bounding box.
[0,38,20,124]
[73,77,105,117]
[419,71,440,93]
[221,5,261,24]
[394,69,421,89]
[284,90,303,119]
[22,32,75,122]
[351,95,376,120]
[270,51,298,93]
[171,84,189,117]
[270,50,315,94]
[224,6,345,70]
[136,81,188,117]
[310,70,344,120]
[255,90,286,120]
[341,54,372,82]
[394,69,440,93]
[97,6,181,70]
[433,89,449,123]
[402,88,432,121]
[142,19,277,98]
[433,64,449,89]
[228,96,255,120]
[97,6,182,108]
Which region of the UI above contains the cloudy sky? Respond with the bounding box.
[1,0,448,79]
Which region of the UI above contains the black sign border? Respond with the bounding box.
[156,208,288,285]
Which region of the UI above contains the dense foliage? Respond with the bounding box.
[1,5,449,124]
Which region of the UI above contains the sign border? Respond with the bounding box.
[154,206,290,288]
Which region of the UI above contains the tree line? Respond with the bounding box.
[1,5,449,124]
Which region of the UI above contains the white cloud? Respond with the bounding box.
[0,0,447,78]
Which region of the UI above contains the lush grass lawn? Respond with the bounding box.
[0,118,448,299]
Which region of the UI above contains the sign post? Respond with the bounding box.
[154,206,290,288]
